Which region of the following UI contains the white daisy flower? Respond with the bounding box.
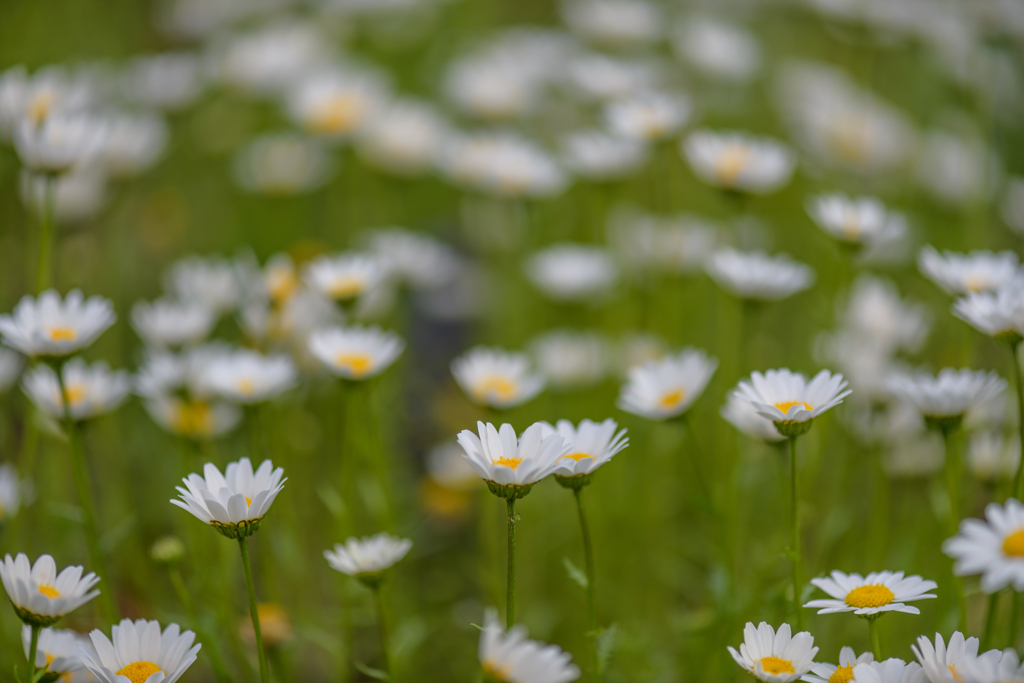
[840,276,930,355]
[100,111,168,178]
[683,130,796,195]
[952,283,1024,342]
[357,99,447,176]
[561,130,648,181]
[22,358,131,421]
[456,421,569,495]
[479,608,580,683]
[674,17,761,83]
[0,347,24,392]
[911,632,1000,683]
[707,249,815,301]
[144,396,241,440]
[0,553,100,627]
[728,622,818,683]
[308,325,405,380]
[541,418,629,482]
[206,349,298,404]
[451,347,545,410]
[81,618,200,683]
[887,369,1007,424]
[721,392,785,443]
[918,247,1020,296]
[366,228,460,292]
[439,132,567,200]
[561,0,662,47]
[943,498,1024,593]
[14,111,108,174]
[164,255,242,315]
[171,457,286,538]
[286,66,387,139]
[617,348,718,421]
[800,646,873,683]
[604,91,690,142]
[850,660,923,683]
[807,194,893,246]
[302,252,386,302]
[530,330,611,391]
[0,289,115,358]
[22,626,90,680]
[966,431,1020,482]
[735,369,851,436]
[525,244,619,303]
[0,462,23,523]
[804,570,937,616]
[131,298,215,348]
[234,132,332,196]
[961,648,1024,683]
[324,533,412,584]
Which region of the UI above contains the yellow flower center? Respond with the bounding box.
[492,457,523,470]
[37,583,61,599]
[1002,528,1024,556]
[63,383,87,406]
[830,665,855,683]
[659,389,686,410]
[714,146,749,185]
[172,400,213,437]
[309,95,367,135]
[948,665,963,683]
[245,496,252,507]
[965,275,988,293]
[47,326,77,342]
[775,401,813,415]
[267,271,298,304]
[333,353,373,378]
[759,657,795,676]
[562,452,593,462]
[326,276,366,300]
[482,658,512,682]
[840,211,862,241]
[44,652,56,669]
[28,92,55,125]
[237,379,255,395]
[844,584,895,608]
[116,661,163,683]
[472,376,517,403]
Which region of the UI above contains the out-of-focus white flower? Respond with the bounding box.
[14,112,109,174]
[1001,177,1024,235]
[445,54,540,122]
[134,343,232,400]
[23,358,131,422]
[0,290,115,358]
[308,325,405,380]
[525,244,618,302]
[0,65,97,135]
[20,167,107,224]
[888,369,1007,423]
[165,255,242,314]
[617,348,717,420]
[721,392,784,443]
[132,298,215,349]
[707,248,815,301]
[565,54,663,103]
[911,632,1000,683]
[674,17,761,82]
[324,533,412,582]
[121,53,204,111]
[840,276,930,354]
[530,330,610,390]
[21,626,91,681]
[961,648,1024,683]
[807,194,895,247]
[0,463,23,523]
[953,282,1024,341]
[609,209,718,275]
[206,349,298,404]
[286,65,388,139]
[366,228,460,291]
[0,348,23,394]
[302,252,385,302]
[604,91,690,142]
[451,347,545,409]
[216,21,332,95]
[234,132,332,195]
[916,131,993,206]
[945,499,1024,595]
[439,132,567,199]
[561,130,647,181]
[848,660,922,683]
[100,112,168,178]
[357,99,447,175]
[561,0,663,47]
[145,395,241,439]
[617,332,667,375]
[478,608,580,683]
[918,247,1019,296]
[967,431,1020,481]
[683,130,796,194]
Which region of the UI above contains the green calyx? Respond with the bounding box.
[12,604,61,629]
[554,473,592,491]
[924,414,964,436]
[486,482,534,500]
[773,419,813,438]
[211,518,263,539]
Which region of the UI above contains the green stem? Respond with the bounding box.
[239,537,269,683]
[55,366,115,623]
[942,427,968,633]
[26,623,40,683]
[1011,341,1024,501]
[982,591,999,651]
[1010,592,1019,649]
[506,497,516,629]
[789,436,803,630]
[573,487,600,682]
[868,618,882,661]
[36,174,55,293]
[372,584,391,677]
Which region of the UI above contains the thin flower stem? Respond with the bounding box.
[55,367,116,623]
[789,436,803,630]
[1009,593,1019,649]
[942,427,968,633]
[26,623,40,683]
[573,487,600,682]
[36,174,55,293]
[239,537,270,683]
[372,584,391,677]
[506,497,516,629]
[868,618,882,660]
[982,591,999,651]
[1010,341,1024,501]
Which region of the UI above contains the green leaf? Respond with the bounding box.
[562,557,588,589]
[596,623,619,674]
[354,661,390,681]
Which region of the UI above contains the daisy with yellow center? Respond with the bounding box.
[80,619,200,683]
[301,252,385,303]
[0,553,100,630]
[21,627,91,683]
[728,622,817,683]
[22,357,131,423]
[617,348,718,421]
[683,130,795,195]
[945,498,1024,594]
[451,347,545,410]
[912,632,999,683]
[918,246,1019,297]
[806,194,892,247]
[0,290,115,359]
[308,325,405,382]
